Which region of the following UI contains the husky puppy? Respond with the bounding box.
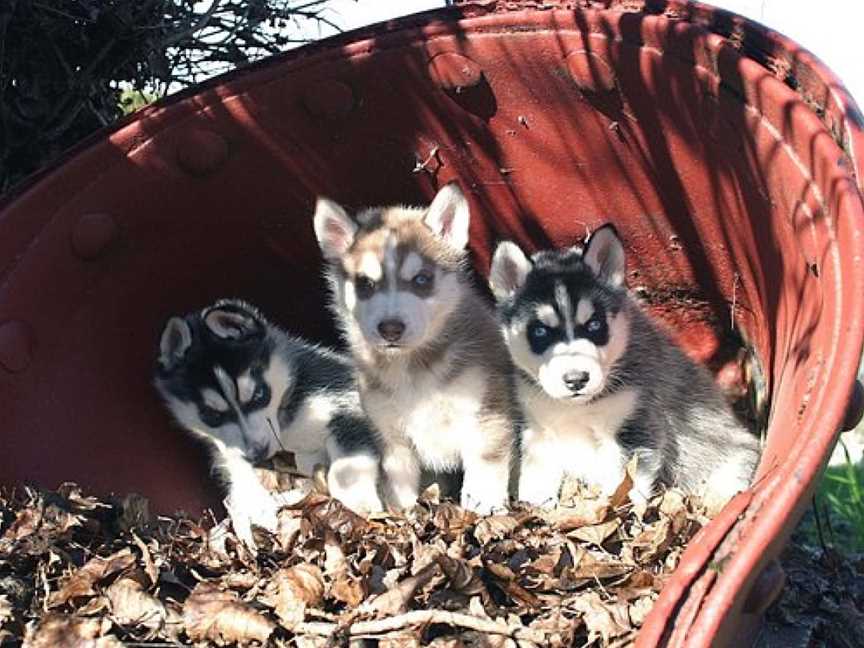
[312,183,517,514]
[154,299,383,543]
[489,225,760,508]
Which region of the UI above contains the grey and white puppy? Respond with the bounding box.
[489,225,761,508]
[154,298,383,543]
[312,183,517,514]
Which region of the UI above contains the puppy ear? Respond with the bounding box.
[489,241,532,301]
[158,317,192,370]
[423,182,471,250]
[583,224,626,288]
[314,197,357,261]
[203,306,261,340]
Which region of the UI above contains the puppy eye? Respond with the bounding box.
[528,322,550,340]
[412,271,434,289]
[251,383,269,405]
[586,318,603,333]
[200,406,227,426]
[356,276,376,297]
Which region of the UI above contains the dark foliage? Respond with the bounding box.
[0,0,336,193]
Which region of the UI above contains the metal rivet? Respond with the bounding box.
[176,130,229,176]
[565,49,617,93]
[0,320,34,373]
[72,213,119,260]
[842,379,864,431]
[302,80,355,120]
[428,52,484,91]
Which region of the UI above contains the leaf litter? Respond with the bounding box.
[0,461,719,647]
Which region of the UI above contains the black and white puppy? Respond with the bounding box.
[154,299,383,544]
[489,225,761,508]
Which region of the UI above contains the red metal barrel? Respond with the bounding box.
[1,1,863,644]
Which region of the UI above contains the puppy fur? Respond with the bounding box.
[154,299,383,544]
[490,225,761,508]
[313,183,518,514]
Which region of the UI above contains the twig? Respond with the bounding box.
[294,610,549,643]
[812,495,829,556]
[161,0,223,48]
[730,272,741,330]
[412,145,440,174]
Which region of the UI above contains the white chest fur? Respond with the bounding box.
[524,384,638,442]
[519,383,639,494]
[364,361,488,471]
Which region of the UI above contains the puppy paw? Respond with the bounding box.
[225,493,279,548]
[330,478,384,515]
[327,454,384,515]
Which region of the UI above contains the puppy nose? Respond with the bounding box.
[563,371,590,392]
[246,443,269,464]
[378,319,406,342]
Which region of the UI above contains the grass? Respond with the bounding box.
[119,88,158,115]
[805,438,864,552]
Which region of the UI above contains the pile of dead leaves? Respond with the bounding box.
[0,467,714,647]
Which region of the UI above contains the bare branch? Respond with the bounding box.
[294,610,550,643]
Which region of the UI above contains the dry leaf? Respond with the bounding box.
[22,613,122,648]
[323,530,348,575]
[75,595,109,616]
[106,576,178,637]
[183,581,275,645]
[541,500,609,531]
[434,502,477,535]
[436,554,485,596]
[474,515,521,545]
[2,507,43,543]
[529,608,577,647]
[48,548,137,608]
[307,497,369,539]
[275,510,305,550]
[130,532,157,586]
[1,476,734,648]
[265,563,324,629]
[321,529,367,605]
[223,571,259,591]
[363,561,440,616]
[632,518,672,564]
[484,559,540,608]
[568,551,632,581]
[609,456,639,509]
[570,519,620,546]
[331,572,368,607]
[572,591,632,643]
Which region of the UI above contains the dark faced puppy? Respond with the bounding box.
[490,226,760,510]
[155,299,383,547]
[493,240,630,402]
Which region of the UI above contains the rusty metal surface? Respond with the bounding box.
[1,1,863,645]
